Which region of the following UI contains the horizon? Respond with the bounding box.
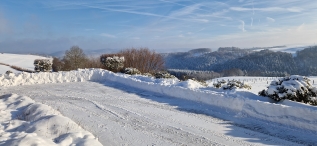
[0,0,316,54]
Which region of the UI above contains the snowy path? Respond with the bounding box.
[1,81,316,146]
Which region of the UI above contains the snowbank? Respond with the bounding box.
[1,69,317,132]
[0,93,102,146]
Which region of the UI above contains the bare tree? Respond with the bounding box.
[62,46,87,70]
[119,48,164,73]
[84,55,104,69]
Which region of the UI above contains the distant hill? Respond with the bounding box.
[188,48,212,53]
[163,47,252,70]
[163,45,317,76]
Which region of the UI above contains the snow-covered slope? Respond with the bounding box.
[251,45,308,56]
[1,69,317,134]
[0,53,51,73]
[0,64,19,74]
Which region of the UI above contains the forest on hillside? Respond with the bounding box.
[164,46,317,78]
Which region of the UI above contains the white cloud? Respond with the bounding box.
[287,7,302,12]
[297,23,305,32]
[196,9,231,20]
[193,23,317,49]
[266,17,275,22]
[82,3,208,23]
[230,7,302,12]
[239,20,246,32]
[169,4,202,17]
[100,33,116,38]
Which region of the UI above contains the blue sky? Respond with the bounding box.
[0,0,316,53]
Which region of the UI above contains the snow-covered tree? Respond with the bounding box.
[100,55,125,72]
[259,75,317,105]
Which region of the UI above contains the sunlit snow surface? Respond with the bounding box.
[0,53,50,73]
[1,51,317,145]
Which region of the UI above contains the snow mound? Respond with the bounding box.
[1,69,317,133]
[176,79,205,89]
[0,94,102,146]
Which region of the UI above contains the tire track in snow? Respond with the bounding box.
[45,87,254,145]
[58,93,225,145]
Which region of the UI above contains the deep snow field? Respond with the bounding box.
[1,52,317,145]
[0,53,50,73]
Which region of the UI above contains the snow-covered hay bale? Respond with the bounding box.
[34,59,52,72]
[259,75,317,105]
[213,79,251,90]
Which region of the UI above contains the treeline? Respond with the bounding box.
[295,47,317,75]
[52,46,104,71]
[214,46,317,76]
[163,47,252,70]
[164,46,317,77]
[52,46,165,76]
[168,69,220,81]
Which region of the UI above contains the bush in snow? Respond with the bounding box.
[100,54,125,72]
[34,59,52,72]
[213,79,227,88]
[259,75,317,105]
[52,57,64,72]
[213,80,251,90]
[154,71,176,79]
[123,67,141,75]
[142,73,154,77]
[119,48,165,73]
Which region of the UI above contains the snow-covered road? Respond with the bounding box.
[1,81,315,146]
